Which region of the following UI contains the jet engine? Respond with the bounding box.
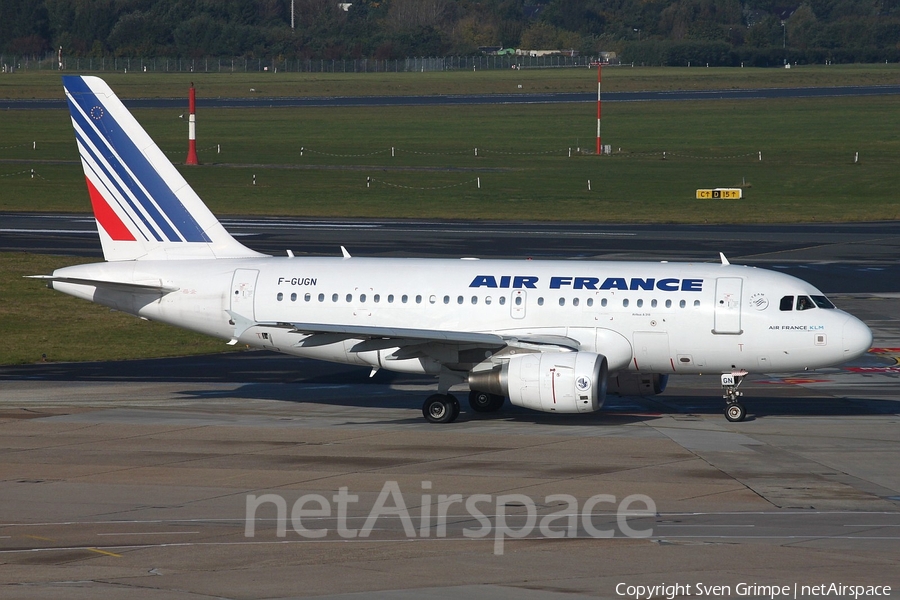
[469,352,608,414]
[607,372,668,396]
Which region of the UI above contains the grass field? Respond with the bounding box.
[2,64,899,99]
[2,95,899,223]
[2,65,899,365]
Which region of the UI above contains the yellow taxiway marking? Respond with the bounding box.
[87,547,122,558]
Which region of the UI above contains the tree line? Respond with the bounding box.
[3,0,900,66]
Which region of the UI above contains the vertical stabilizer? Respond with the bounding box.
[63,75,264,261]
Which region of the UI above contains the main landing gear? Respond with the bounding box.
[721,370,748,422]
[467,390,506,413]
[422,391,506,423]
[422,394,460,424]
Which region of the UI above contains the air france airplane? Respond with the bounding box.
[34,76,873,424]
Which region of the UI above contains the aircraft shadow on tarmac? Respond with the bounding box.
[2,351,895,422]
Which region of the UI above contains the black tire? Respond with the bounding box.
[468,390,504,413]
[724,402,746,422]
[449,396,461,422]
[423,394,458,424]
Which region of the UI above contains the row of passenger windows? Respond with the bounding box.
[779,294,835,311]
[274,292,702,309]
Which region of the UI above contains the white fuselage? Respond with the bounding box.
[50,256,872,377]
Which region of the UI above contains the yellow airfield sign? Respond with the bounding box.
[696,188,742,199]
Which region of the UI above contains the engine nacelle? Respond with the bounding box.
[607,372,668,396]
[469,352,608,414]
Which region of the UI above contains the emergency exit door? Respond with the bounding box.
[230,269,259,322]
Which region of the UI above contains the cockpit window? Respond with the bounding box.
[796,295,815,311]
[779,296,794,311]
[811,295,835,309]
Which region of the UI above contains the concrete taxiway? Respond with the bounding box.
[0,295,898,599]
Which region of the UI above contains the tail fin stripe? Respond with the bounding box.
[62,75,264,262]
[74,129,159,242]
[64,77,211,244]
[85,177,136,241]
[67,97,179,242]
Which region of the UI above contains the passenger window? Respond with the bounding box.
[515,296,523,306]
[537,297,544,306]
[796,295,815,311]
[679,300,686,308]
[430,295,437,304]
[388,294,394,303]
[780,296,794,311]
[416,295,422,304]
[373,294,380,303]
[693,300,700,307]
[304,293,310,302]
[290,293,297,302]
[332,293,338,302]
[559,298,565,306]
[346,294,352,303]
[499,296,506,305]
[623,299,629,307]
[277,292,283,301]
[573,298,580,307]
[442,295,449,304]
[318,293,324,302]
[471,296,478,305]
[601,298,607,308]
[587,298,593,307]
[360,294,366,303]
[402,295,409,303]
[636,299,643,308]
[651,299,657,308]
[665,299,671,308]
[457,296,464,304]
[485,296,492,305]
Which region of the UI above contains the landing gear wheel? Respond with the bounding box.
[423,394,460,424]
[724,402,746,422]
[468,390,505,413]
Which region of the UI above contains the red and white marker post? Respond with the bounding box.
[185,83,199,165]
[595,63,602,155]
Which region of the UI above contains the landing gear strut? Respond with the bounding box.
[721,371,748,422]
[422,394,460,424]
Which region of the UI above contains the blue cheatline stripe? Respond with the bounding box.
[63,76,211,244]
[74,126,157,242]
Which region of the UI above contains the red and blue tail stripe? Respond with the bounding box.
[63,76,211,244]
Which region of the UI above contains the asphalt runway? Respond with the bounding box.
[4,212,900,293]
[2,214,900,597]
[5,84,900,110]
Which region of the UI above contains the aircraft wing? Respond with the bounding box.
[287,322,580,352]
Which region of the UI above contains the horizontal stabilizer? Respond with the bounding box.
[27,275,179,294]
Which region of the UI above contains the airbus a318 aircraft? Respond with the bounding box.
[34,76,873,424]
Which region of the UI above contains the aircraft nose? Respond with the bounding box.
[842,316,873,361]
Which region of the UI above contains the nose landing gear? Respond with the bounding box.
[721,370,748,422]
